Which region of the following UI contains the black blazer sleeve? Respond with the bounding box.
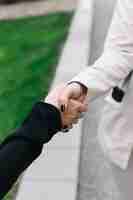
[0,102,62,199]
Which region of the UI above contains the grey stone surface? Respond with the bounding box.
[16,1,93,199]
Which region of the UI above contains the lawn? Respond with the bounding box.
[0,12,72,141]
[0,12,73,199]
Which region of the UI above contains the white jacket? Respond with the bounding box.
[70,0,133,169]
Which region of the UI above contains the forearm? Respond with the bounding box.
[0,102,62,198]
[0,138,43,199]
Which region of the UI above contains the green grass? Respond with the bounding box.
[0,12,72,145]
[2,12,73,200]
[0,12,73,200]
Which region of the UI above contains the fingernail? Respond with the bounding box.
[61,104,65,112]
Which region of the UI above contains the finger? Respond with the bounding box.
[58,87,73,112]
[68,124,73,129]
[73,118,79,124]
[59,83,83,112]
[68,99,87,113]
[76,102,88,113]
[78,94,87,103]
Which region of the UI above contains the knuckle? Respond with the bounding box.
[58,96,66,104]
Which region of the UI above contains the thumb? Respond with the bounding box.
[77,102,88,113]
[78,93,87,103]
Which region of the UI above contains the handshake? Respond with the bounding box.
[45,83,88,132]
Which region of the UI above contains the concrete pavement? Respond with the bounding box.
[16,0,93,199]
[76,1,123,200]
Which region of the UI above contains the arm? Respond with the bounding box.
[0,84,86,199]
[70,0,133,98]
[0,102,62,199]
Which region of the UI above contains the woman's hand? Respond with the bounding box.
[45,84,88,130]
[58,82,88,112]
[60,98,87,130]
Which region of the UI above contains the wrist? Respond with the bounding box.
[44,97,60,111]
[68,81,88,96]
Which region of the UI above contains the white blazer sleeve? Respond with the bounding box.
[70,0,133,98]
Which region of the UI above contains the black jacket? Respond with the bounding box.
[0,102,62,199]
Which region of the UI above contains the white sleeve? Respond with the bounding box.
[70,0,133,98]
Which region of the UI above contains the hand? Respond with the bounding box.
[45,84,87,129]
[60,98,87,130]
[58,82,88,112]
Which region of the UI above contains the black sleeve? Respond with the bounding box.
[0,102,62,199]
